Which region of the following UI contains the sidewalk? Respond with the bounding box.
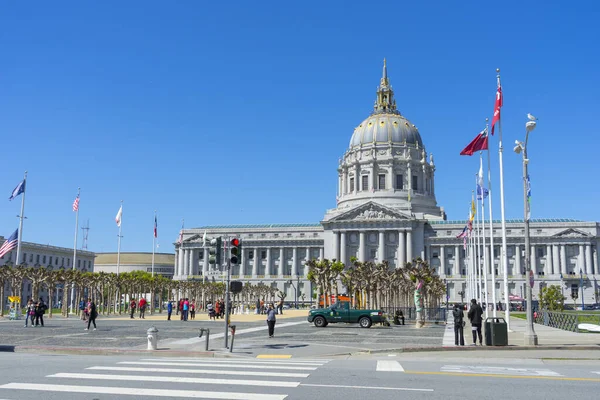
[443,308,600,347]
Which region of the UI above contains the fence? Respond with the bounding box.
[533,310,600,332]
[381,307,447,322]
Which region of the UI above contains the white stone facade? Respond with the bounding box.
[174,62,600,305]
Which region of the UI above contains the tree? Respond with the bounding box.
[539,285,566,311]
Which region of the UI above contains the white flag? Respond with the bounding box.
[115,205,123,227]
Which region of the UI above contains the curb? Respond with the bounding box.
[0,345,235,358]
[350,344,600,355]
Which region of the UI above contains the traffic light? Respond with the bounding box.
[230,238,240,264]
[208,237,222,266]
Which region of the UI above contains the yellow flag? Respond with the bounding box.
[470,200,476,221]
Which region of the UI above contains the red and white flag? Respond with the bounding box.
[491,84,503,135]
[154,215,158,238]
[115,205,123,227]
[72,196,80,212]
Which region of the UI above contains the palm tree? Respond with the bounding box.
[0,266,10,316]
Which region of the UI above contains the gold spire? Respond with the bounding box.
[374,58,398,114]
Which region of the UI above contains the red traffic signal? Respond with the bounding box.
[231,238,240,247]
[230,238,240,264]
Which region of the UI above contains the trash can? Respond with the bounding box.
[485,317,508,346]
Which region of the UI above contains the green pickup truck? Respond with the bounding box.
[307,301,385,328]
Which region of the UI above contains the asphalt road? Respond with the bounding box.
[0,352,599,399]
[0,315,446,358]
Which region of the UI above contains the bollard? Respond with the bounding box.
[229,325,236,353]
[147,327,159,350]
[199,328,210,351]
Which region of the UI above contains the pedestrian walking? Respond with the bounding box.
[183,298,189,321]
[190,300,196,320]
[139,297,147,319]
[85,299,97,331]
[452,303,465,346]
[467,299,484,346]
[167,301,173,321]
[266,303,276,338]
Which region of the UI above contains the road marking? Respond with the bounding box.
[49,373,299,388]
[141,358,326,366]
[387,354,397,357]
[171,321,306,345]
[0,383,287,399]
[118,361,317,370]
[376,360,404,372]
[257,354,292,359]
[441,365,561,377]
[300,383,432,392]
[87,366,310,378]
[405,371,600,382]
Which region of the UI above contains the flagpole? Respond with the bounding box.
[479,154,490,319]
[486,118,498,317]
[116,200,123,314]
[15,171,27,266]
[152,210,156,277]
[496,68,511,330]
[473,189,482,303]
[69,188,80,315]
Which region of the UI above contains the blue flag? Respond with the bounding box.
[9,179,26,201]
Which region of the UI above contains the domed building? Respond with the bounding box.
[175,61,600,306]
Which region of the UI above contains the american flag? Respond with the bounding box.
[72,196,80,212]
[0,229,18,259]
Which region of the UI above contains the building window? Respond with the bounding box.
[61,257,65,266]
[507,247,514,257]
[287,233,292,237]
[248,234,253,237]
[78,260,81,268]
[361,175,368,191]
[43,255,46,264]
[412,176,418,191]
[67,258,70,267]
[350,178,355,192]
[370,249,377,259]
[432,252,439,258]
[199,250,204,260]
[537,247,544,258]
[378,174,386,190]
[396,174,403,190]
[48,256,52,265]
[29,254,33,262]
[274,233,279,238]
[261,251,267,259]
[249,251,254,260]
[55,257,59,265]
[313,233,318,237]
[300,233,305,237]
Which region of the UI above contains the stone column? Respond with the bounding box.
[334,232,340,261]
[406,230,413,262]
[397,230,406,267]
[371,166,376,191]
[378,231,385,263]
[546,245,553,275]
[340,232,347,266]
[422,165,427,194]
[338,173,342,198]
[359,231,366,262]
[174,249,180,277]
[454,245,460,275]
[203,247,209,277]
[560,245,567,274]
[531,246,537,275]
[585,244,592,275]
[178,248,185,277]
[407,164,412,195]
[252,247,259,277]
[515,245,521,275]
[319,247,324,261]
[440,245,446,276]
[291,247,298,276]
[266,248,272,276]
[593,246,598,276]
[192,249,200,275]
[552,245,560,276]
[578,244,585,274]
[354,165,359,195]
[388,165,394,191]
[279,247,285,277]
[305,247,311,276]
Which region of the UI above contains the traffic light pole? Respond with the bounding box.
[224,248,232,349]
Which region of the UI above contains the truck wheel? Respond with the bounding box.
[359,316,372,328]
[314,316,327,327]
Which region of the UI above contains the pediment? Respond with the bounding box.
[181,233,204,244]
[552,228,590,238]
[330,202,411,222]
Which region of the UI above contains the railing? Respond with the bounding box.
[380,307,447,322]
[533,310,600,332]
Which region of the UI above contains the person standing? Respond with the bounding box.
[266,303,276,338]
[452,303,465,346]
[467,299,484,346]
[190,300,196,320]
[24,299,35,328]
[85,299,97,331]
[183,298,189,321]
[129,299,136,319]
[167,301,173,321]
[35,298,46,327]
[139,297,147,319]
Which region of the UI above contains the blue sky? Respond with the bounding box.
[1,1,599,253]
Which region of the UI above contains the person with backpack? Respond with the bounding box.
[468,298,484,346]
[452,303,465,346]
[167,301,173,321]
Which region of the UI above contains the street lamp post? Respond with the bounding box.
[514,114,539,345]
[288,277,298,310]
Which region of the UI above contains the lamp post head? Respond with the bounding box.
[525,120,537,133]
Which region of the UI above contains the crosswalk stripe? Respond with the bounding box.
[87,366,310,378]
[49,373,299,388]
[140,358,326,366]
[118,361,317,370]
[376,360,405,372]
[0,383,287,400]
